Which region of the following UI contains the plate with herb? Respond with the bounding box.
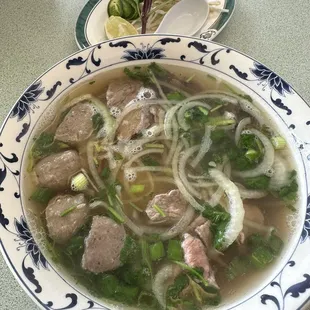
[75,0,236,49]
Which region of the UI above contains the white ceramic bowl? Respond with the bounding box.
[1,35,310,310]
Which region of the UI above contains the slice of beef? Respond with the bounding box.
[146,189,188,224]
[82,216,126,274]
[182,233,219,288]
[195,221,212,249]
[117,107,154,141]
[35,150,81,190]
[55,103,94,145]
[46,194,88,244]
[106,78,142,109]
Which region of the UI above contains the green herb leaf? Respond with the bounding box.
[120,236,139,264]
[30,187,55,204]
[92,113,104,134]
[244,175,270,190]
[60,206,77,217]
[124,67,151,83]
[167,91,186,101]
[142,156,160,166]
[276,170,298,202]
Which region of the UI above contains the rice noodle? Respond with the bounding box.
[233,129,275,178]
[86,141,105,189]
[235,117,251,145]
[153,176,176,185]
[209,169,244,249]
[172,143,204,212]
[177,101,212,131]
[125,166,172,174]
[149,70,167,100]
[244,219,275,235]
[191,125,212,168]
[192,181,216,188]
[164,104,182,139]
[160,205,196,240]
[158,80,191,97]
[165,118,179,165]
[236,183,268,199]
[179,145,202,199]
[124,149,164,168]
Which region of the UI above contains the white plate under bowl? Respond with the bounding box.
[75,0,236,49]
[0,35,310,310]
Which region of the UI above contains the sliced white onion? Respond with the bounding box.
[172,143,205,212]
[164,104,182,139]
[153,264,181,308]
[236,183,268,199]
[160,205,196,240]
[233,129,275,178]
[235,117,251,145]
[179,145,202,199]
[177,101,211,131]
[191,125,212,168]
[209,169,244,249]
[269,154,290,190]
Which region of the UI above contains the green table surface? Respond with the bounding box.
[1,0,310,309]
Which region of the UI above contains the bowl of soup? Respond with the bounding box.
[1,35,309,310]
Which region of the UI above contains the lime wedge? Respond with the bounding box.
[105,16,138,39]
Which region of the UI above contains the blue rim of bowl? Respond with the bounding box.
[75,0,236,50]
[0,34,308,310]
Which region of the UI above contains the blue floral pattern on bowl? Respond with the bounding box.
[0,35,309,310]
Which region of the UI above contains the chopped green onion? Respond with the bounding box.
[71,173,89,191]
[107,193,114,207]
[144,143,165,149]
[207,117,236,126]
[245,149,259,162]
[226,256,251,280]
[30,187,54,204]
[210,105,223,113]
[271,136,286,150]
[129,202,144,212]
[107,206,124,223]
[186,74,195,83]
[150,241,165,261]
[130,184,145,194]
[167,240,183,261]
[197,106,209,116]
[152,204,166,217]
[101,167,111,179]
[60,206,77,217]
[115,193,124,206]
[250,246,274,268]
